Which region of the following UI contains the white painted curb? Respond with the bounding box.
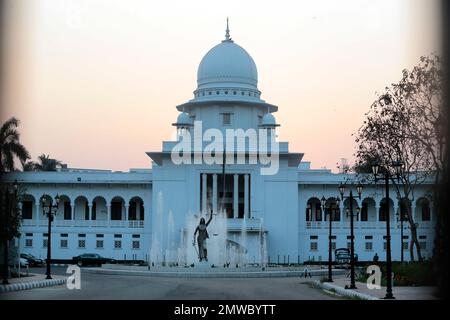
[312,280,379,300]
[0,278,67,293]
[83,267,347,278]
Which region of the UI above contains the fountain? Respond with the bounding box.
[260,218,268,269]
[147,191,265,271]
[239,215,248,266]
[93,191,338,278]
[165,210,177,266]
[149,191,164,266]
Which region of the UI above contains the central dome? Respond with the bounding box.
[197,41,258,90]
[188,22,265,103]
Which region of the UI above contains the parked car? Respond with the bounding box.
[6,257,30,268]
[334,248,358,265]
[19,258,29,268]
[20,253,45,267]
[72,253,116,267]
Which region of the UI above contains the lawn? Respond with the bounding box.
[358,261,436,286]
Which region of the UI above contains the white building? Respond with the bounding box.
[3,26,436,265]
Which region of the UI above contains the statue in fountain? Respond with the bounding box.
[193,211,213,262]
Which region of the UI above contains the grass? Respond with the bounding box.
[358,261,436,286]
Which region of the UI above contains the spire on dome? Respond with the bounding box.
[224,17,233,42]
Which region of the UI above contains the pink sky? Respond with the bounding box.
[0,0,442,172]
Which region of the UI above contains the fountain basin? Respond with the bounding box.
[83,264,347,278]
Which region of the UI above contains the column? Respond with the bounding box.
[125,205,129,220]
[202,173,207,214]
[233,174,239,218]
[356,200,362,223]
[35,203,40,222]
[375,205,380,223]
[212,174,218,214]
[244,174,249,218]
[140,206,145,224]
[87,203,91,221]
[411,204,417,224]
[393,203,399,225]
[107,205,111,221]
[91,201,96,221]
[339,202,345,227]
[71,202,74,221]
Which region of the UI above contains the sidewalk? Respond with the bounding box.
[317,276,439,300]
[0,273,67,293]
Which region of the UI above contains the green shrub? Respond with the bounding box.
[359,261,435,286]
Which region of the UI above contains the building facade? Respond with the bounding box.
[3,27,436,265]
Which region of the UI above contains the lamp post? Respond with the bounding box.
[339,182,363,289]
[371,160,404,300]
[41,195,60,279]
[321,196,340,282]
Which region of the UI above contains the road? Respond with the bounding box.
[1,267,341,300]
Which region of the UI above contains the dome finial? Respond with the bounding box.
[224,17,232,42]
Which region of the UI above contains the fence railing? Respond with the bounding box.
[21,219,144,228]
[306,220,430,229]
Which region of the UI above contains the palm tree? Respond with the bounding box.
[0,117,30,172]
[21,160,37,171]
[33,154,62,171]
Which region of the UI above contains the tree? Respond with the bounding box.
[21,160,37,172]
[0,117,30,172]
[354,54,443,261]
[0,183,22,284]
[32,154,62,171]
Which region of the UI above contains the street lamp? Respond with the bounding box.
[371,159,404,299]
[321,196,340,282]
[41,194,60,279]
[338,181,363,289]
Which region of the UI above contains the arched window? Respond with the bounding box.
[111,197,125,220]
[379,203,386,221]
[129,197,144,221]
[21,194,35,220]
[422,203,430,221]
[64,202,71,220]
[360,202,368,221]
[306,198,322,221]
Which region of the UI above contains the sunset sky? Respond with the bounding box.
[0,0,442,172]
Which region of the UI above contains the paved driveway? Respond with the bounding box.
[1,267,340,300]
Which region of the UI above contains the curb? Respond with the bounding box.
[311,280,379,300]
[83,267,347,278]
[0,278,67,294]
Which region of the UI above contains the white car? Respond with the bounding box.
[19,257,29,267]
